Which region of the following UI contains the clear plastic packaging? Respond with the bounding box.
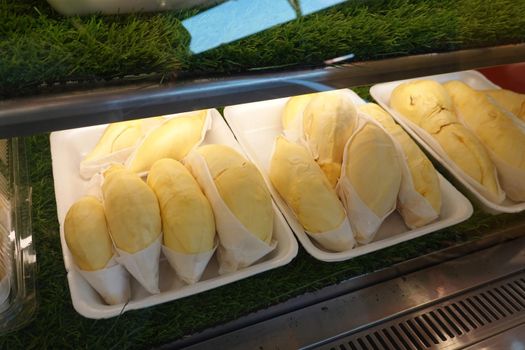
[0,138,37,335]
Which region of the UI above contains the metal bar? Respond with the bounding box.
[403,320,431,348]
[381,328,404,350]
[466,297,494,324]
[479,292,507,319]
[443,305,471,333]
[486,289,515,315]
[1,44,525,138]
[414,316,439,345]
[429,310,456,339]
[501,285,525,309]
[458,300,486,328]
[421,313,447,342]
[494,287,521,312]
[373,330,393,350]
[388,325,415,350]
[437,307,464,336]
[473,295,501,322]
[513,281,525,296]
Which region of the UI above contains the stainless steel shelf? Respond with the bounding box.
[314,272,525,350]
[0,43,524,138]
[170,234,525,350]
[158,222,525,350]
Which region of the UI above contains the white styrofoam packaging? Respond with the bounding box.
[47,0,217,15]
[223,89,473,262]
[370,70,525,214]
[50,110,298,319]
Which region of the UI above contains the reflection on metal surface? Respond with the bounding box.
[183,0,296,54]
[324,53,355,65]
[174,235,525,350]
[460,323,525,349]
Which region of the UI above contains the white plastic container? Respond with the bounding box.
[370,70,525,214]
[50,110,298,319]
[223,90,473,262]
[46,0,218,15]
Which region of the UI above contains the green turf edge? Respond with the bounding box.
[2,0,525,98]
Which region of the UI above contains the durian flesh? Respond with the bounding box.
[197,145,273,243]
[302,91,358,186]
[281,93,314,133]
[483,89,525,122]
[359,103,441,220]
[445,81,525,201]
[390,80,503,202]
[128,111,207,173]
[147,158,215,254]
[84,117,163,161]
[344,123,402,218]
[64,196,113,271]
[269,136,346,233]
[102,166,161,253]
[390,80,454,126]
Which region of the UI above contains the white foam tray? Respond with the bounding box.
[50,110,298,319]
[46,0,215,15]
[370,70,525,213]
[223,90,473,262]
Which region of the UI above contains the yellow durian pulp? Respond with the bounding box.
[359,103,441,215]
[84,117,163,161]
[103,163,126,177]
[390,80,454,126]
[390,80,502,202]
[197,145,273,243]
[303,91,358,186]
[84,120,142,161]
[102,166,161,253]
[445,81,525,201]
[64,196,113,271]
[359,103,397,129]
[269,136,346,233]
[484,89,525,121]
[344,123,402,218]
[281,93,314,131]
[147,159,215,254]
[128,110,207,173]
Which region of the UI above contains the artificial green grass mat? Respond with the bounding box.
[1,117,524,349]
[2,0,525,98]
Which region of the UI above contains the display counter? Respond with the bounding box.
[1,1,525,348]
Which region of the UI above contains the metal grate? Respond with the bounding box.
[317,272,525,350]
